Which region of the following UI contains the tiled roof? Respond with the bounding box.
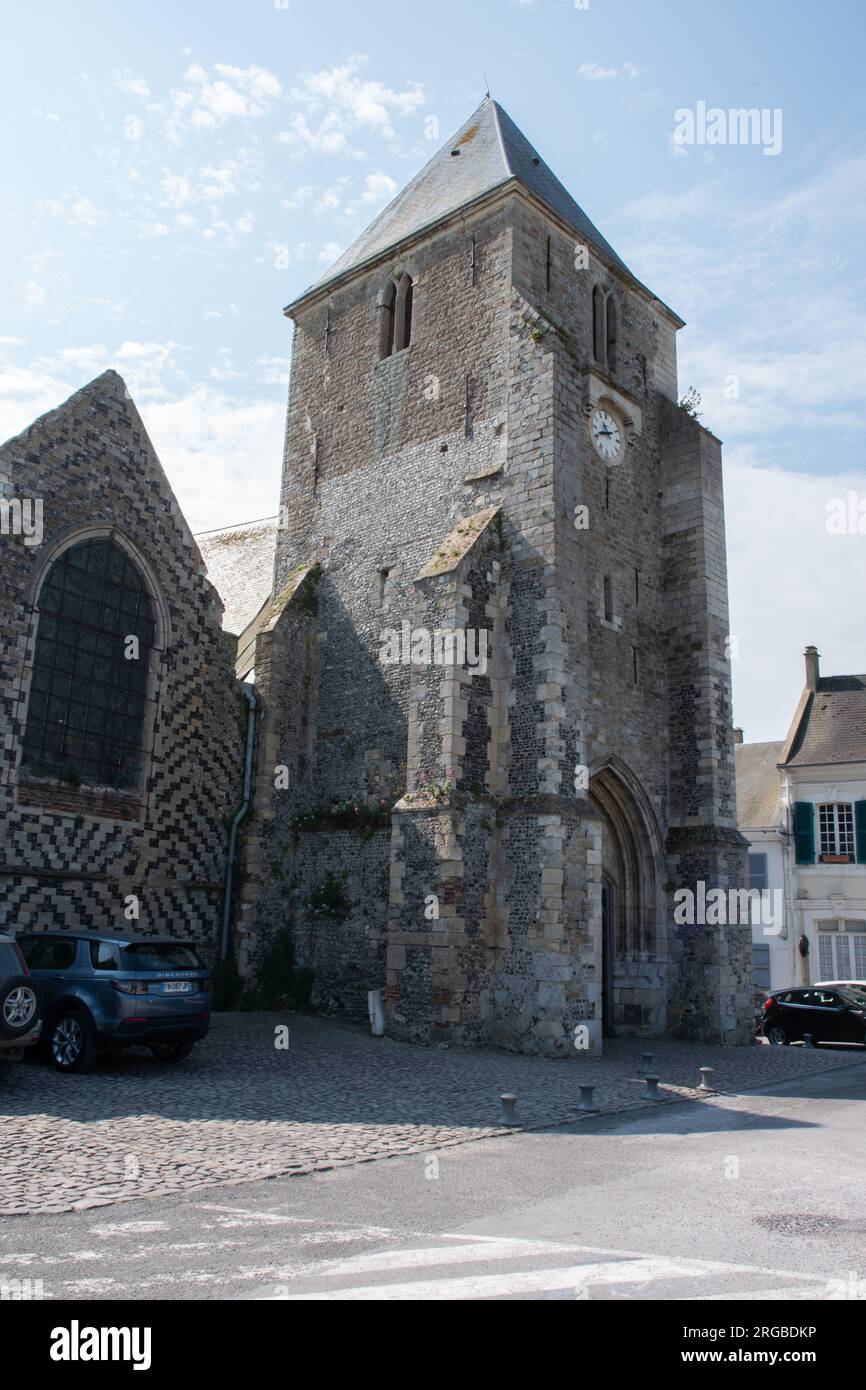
[735,742,784,829]
[783,676,866,768]
[195,517,277,637]
[292,97,655,309]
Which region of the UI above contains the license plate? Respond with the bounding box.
[162,982,193,994]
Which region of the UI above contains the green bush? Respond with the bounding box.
[241,928,315,1012]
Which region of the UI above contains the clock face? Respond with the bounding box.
[591,407,623,462]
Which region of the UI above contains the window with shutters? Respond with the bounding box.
[793,800,815,864]
[818,803,855,859]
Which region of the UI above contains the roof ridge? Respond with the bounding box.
[488,98,513,179]
[195,515,279,537]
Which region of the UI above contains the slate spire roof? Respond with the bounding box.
[290,96,643,310]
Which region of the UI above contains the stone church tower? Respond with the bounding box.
[239,98,753,1053]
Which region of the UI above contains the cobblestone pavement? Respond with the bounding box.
[1,1013,863,1217]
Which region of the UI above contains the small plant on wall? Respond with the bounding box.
[309,870,354,922]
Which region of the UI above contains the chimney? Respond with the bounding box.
[733,727,744,745]
[804,646,820,692]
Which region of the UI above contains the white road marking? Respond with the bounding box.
[314,1237,606,1277]
[696,1286,833,1301]
[89,1220,170,1235]
[195,1203,313,1226]
[278,1257,707,1301]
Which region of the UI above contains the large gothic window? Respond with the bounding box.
[22,539,155,791]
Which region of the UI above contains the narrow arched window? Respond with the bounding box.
[379,280,397,359]
[606,295,617,372]
[592,285,604,364]
[379,274,414,359]
[22,538,155,790]
[400,277,413,350]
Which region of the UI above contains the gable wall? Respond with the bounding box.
[0,373,244,960]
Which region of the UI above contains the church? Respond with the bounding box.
[0,99,753,1053]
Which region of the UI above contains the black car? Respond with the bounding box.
[0,933,42,1076]
[17,932,211,1073]
[759,985,866,1047]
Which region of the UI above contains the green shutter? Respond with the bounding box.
[793,801,815,864]
[855,802,866,865]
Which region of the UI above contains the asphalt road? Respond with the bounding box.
[3,1061,866,1301]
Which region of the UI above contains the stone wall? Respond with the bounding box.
[245,186,752,1049]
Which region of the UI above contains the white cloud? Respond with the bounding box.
[256,355,290,387]
[199,160,242,201]
[161,171,195,207]
[0,341,283,534]
[113,69,150,98]
[317,241,343,264]
[26,341,184,398]
[579,61,645,80]
[614,154,866,445]
[200,213,256,247]
[362,172,397,203]
[284,55,425,148]
[726,451,866,740]
[138,220,171,238]
[0,363,76,444]
[315,178,352,216]
[38,192,105,229]
[281,185,316,211]
[142,386,284,531]
[277,112,354,157]
[156,156,261,227]
[167,62,281,141]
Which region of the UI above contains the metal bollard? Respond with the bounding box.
[644,1074,661,1101]
[641,1052,654,1077]
[499,1093,519,1127]
[698,1067,716,1092]
[578,1084,598,1113]
[803,1033,813,1048]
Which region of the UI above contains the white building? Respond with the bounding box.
[736,647,866,994]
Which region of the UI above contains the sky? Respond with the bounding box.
[1,0,864,741]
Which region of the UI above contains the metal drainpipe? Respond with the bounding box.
[781,773,801,984]
[220,682,257,963]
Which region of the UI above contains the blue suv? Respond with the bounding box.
[17,932,211,1073]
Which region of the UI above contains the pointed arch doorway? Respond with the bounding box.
[601,874,617,1037]
[589,761,667,1036]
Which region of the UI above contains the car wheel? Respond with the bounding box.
[0,977,41,1040]
[49,1010,97,1073]
[150,1041,195,1063]
[766,1024,789,1046]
